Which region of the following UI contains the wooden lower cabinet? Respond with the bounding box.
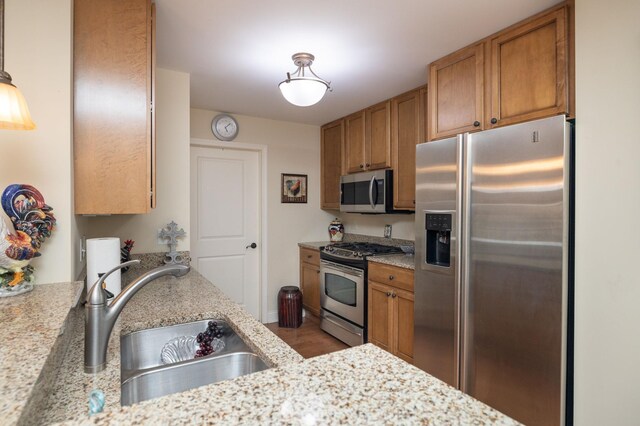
[299,248,321,316]
[367,263,414,363]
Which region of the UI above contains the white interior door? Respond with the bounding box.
[190,146,261,319]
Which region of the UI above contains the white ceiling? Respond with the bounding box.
[155,0,560,126]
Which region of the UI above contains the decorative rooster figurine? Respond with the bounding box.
[0,184,56,294]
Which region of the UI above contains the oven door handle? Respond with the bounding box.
[320,260,364,277]
[369,176,377,209]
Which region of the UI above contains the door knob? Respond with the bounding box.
[246,243,257,249]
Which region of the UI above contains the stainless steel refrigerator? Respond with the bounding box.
[414,115,573,426]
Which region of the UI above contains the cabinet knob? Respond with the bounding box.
[473,121,480,127]
[307,255,312,259]
[360,164,364,169]
[491,118,498,124]
[389,275,395,281]
[365,163,370,167]
[386,292,392,297]
[413,200,415,204]
[391,292,397,298]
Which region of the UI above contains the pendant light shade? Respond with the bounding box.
[0,0,35,130]
[279,53,331,107]
[0,79,35,130]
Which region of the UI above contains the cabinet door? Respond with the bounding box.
[300,261,320,317]
[74,0,153,214]
[321,120,344,210]
[488,6,568,128]
[393,288,415,363]
[344,111,366,173]
[366,101,391,170]
[428,43,484,141]
[368,282,393,351]
[392,89,421,210]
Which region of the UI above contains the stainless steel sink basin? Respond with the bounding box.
[121,352,269,405]
[120,319,270,405]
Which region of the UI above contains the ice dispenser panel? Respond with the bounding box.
[425,213,451,267]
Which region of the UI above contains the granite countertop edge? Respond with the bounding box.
[3,266,518,426]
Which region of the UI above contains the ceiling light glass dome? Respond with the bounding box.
[278,53,331,107]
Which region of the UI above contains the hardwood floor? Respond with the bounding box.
[265,314,349,359]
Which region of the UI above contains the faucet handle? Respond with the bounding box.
[86,260,141,306]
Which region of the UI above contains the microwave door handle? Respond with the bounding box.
[369,176,376,209]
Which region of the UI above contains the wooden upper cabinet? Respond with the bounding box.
[344,111,366,173]
[392,88,423,210]
[488,6,568,128]
[74,0,155,214]
[428,43,484,141]
[366,101,392,170]
[344,102,391,174]
[320,120,344,210]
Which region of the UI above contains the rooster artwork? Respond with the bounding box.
[0,184,56,296]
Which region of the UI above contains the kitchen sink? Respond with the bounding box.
[120,319,270,405]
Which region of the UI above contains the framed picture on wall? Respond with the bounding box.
[281,173,307,203]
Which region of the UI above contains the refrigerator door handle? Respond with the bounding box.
[455,133,464,390]
[459,132,473,393]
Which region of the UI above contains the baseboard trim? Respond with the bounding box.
[264,309,306,324]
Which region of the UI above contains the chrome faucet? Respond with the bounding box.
[84,260,190,373]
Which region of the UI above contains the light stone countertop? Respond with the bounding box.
[0,280,83,425]
[368,253,416,270]
[68,344,520,426]
[4,266,519,426]
[42,269,303,425]
[298,241,328,251]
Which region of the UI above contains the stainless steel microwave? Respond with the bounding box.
[340,169,396,214]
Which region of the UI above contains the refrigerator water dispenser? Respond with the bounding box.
[425,213,451,267]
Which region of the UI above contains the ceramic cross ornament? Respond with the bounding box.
[158,221,187,265]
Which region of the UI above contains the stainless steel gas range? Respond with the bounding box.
[319,242,402,346]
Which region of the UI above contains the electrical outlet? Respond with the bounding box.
[79,236,86,263]
[384,224,392,239]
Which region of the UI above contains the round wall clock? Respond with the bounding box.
[211,114,239,141]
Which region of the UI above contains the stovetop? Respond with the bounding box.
[322,242,403,262]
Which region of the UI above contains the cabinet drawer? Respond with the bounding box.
[300,248,320,266]
[368,262,414,292]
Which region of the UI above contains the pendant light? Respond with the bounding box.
[0,0,35,130]
[279,53,331,107]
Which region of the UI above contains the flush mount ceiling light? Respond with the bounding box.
[0,0,35,130]
[278,52,331,107]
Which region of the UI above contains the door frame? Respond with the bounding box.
[190,138,269,323]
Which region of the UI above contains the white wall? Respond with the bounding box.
[0,0,78,283]
[574,0,640,424]
[191,108,335,318]
[83,69,191,254]
[339,213,415,241]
